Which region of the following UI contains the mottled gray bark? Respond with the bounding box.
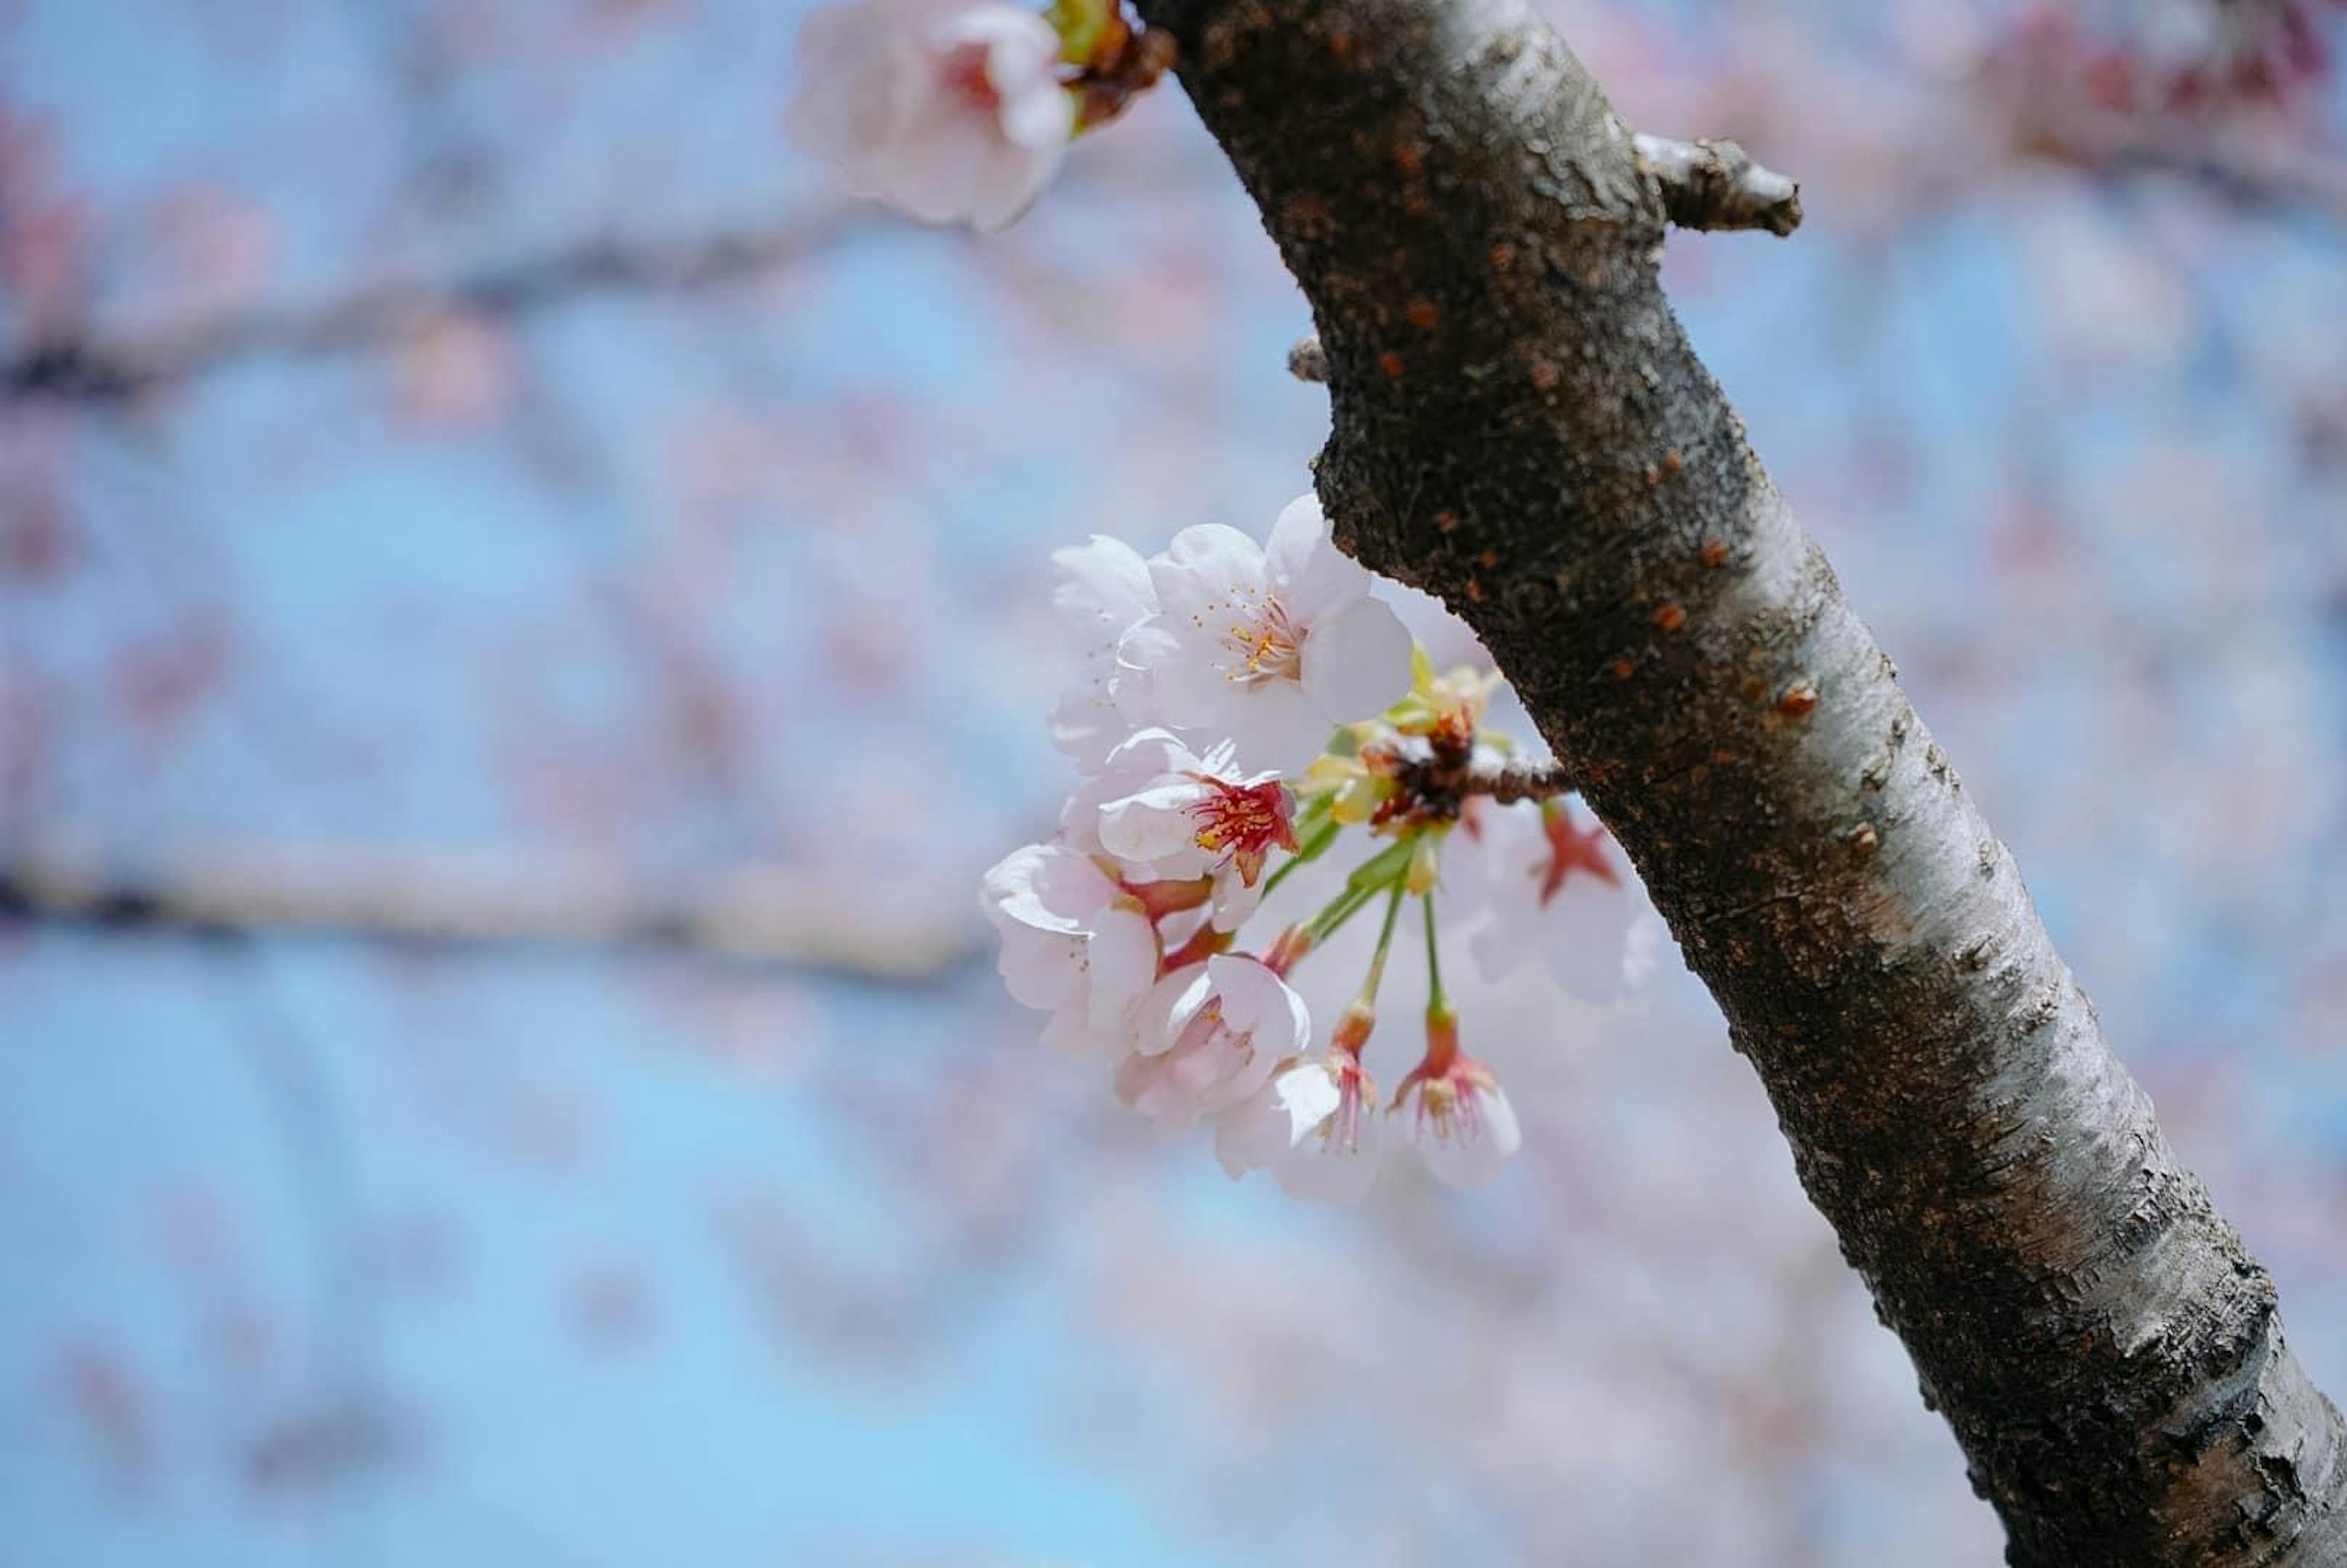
[1131,0,2347,1559]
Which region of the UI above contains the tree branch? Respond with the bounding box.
[1371,733,1578,819]
[0,842,978,983]
[1134,0,2347,1558]
[1632,133,1804,236]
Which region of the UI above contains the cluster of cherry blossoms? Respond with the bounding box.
[789,0,1663,1201]
[983,494,1662,1201]
[787,0,1171,231]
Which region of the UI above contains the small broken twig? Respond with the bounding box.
[1633,133,1804,236]
[1287,334,1329,383]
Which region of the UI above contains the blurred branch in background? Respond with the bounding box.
[0,842,982,981]
[2,205,886,403]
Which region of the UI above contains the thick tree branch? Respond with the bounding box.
[1134,0,2347,1558]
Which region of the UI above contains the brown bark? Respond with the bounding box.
[1130,0,2347,1559]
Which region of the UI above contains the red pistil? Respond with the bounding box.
[1186,775,1298,886]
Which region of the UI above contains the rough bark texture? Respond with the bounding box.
[1131,0,2347,1559]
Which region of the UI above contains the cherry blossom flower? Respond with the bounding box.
[1390,1005,1521,1189]
[1214,1049,1386,1203]
[980,841,1158,1053]
[1049,535,1158,767]
[1114,954,1309,1132]
[787,0,1071,232]
[1462,797,1663,1003]
[1118,493,1414,771]
[1059,727,1296,930]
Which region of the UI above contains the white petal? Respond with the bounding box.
[1053,535,1155,643]
[1053,611,1169,768]
[1272,1060,1342,1143]
[1114,1042,1216,1131]
[1111,656,1161,731]
[1128,965,1211,1057]
[1300,595,1415,725]
[1208,863,1265,932]
[1263,492,1371,625]
[1213,1085,1291,1178]
[1540,876,1642,1004]
[1098,783,1210,870]
[1204,954,1311,1057]
[1217,678,1325,774]
[1411,1082,1521,1189]
[996,925,1082,1012]
[1099,727,1202,777]
[1118,614,1232,731]
[1048,681,1129,771]
[961,9,1069,150]
[1055,774,1113,859]
[1197,1041,1277,1116]
[1275,1101,1384,1203]
[1147,524,1267,623]
[1082,906,1161,1030]
[980,842,1115,933]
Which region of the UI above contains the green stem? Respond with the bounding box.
[1343,835,1416,893]
[1303,881,1379,945]
[1288,833,1419,958]
[1421,891,1447,1011]
[1356,881,1408,1006]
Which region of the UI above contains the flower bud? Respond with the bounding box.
[1262,922,1316,976]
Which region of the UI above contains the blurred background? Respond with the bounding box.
[3,0,2345,1562]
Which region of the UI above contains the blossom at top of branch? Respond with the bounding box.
[787,0,1073,232]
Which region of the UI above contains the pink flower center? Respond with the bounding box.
[938,40,1002,118]
[1533,810,1620,907]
